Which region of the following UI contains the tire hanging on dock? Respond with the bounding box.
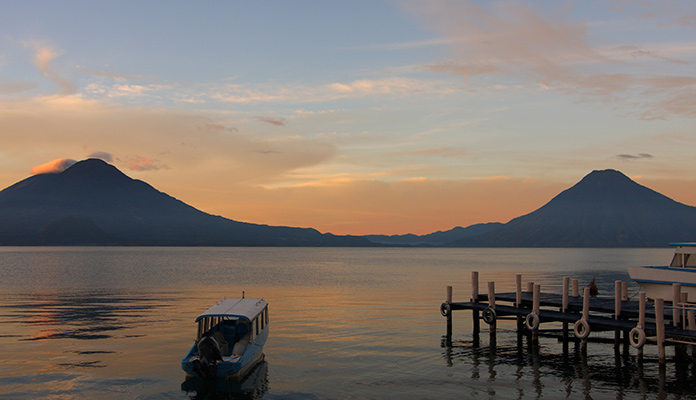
[440,302,451,317]
[525,312,540,331]
[482,306,496,325]
[573,318,591,339]
[629,327,646,348]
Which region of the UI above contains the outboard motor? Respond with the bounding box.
[191,335,223,379]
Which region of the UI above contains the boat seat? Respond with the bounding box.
[212,331,229,356]
[232,335,250,357]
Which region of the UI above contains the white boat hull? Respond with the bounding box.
[627,266,696,302]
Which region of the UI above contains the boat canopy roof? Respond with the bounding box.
[195,298,267,323]
[670,243,696,254]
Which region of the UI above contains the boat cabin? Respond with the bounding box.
[194,298,268,358]
[669,243,696,269]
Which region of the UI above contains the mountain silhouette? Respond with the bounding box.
[0,159,372,246]
[447,169,696,247]
[365,223,502,246]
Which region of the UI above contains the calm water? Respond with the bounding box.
[0,247,694,399]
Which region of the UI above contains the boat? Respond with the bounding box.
[181,296,269,381]
[628,243,696,302]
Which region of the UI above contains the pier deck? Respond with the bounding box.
[443,272,696,363]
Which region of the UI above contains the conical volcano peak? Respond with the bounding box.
[57,158,134,187]
[550,169,663,206]
[61,158,125,176]
[578,169,634,186]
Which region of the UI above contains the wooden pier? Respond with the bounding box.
[442,271,696,363]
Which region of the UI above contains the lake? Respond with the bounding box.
[0,247,694,399]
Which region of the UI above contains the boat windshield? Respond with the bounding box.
[670,252,696,268]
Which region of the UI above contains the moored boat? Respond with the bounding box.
[182,296,269,381]
[628,243,696,302]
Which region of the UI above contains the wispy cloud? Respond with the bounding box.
[24,42,76,95]
[210,77,455,104]
[75,67,145,82]
[119,155,168,171]
[88,151,114,162]
[199,123,239,133]
[616,153,653,160]
[254,116,287,126]
[403,1,696,119]
[0,96,337,185]
[0,82,37,94]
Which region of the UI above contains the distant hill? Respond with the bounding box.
[446,169,696,247]
[0,159,373,246]
[364,223,502,246]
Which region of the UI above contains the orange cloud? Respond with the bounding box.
[121,155,168,172]
[30,158,76,175]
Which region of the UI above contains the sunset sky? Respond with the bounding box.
[1,1,695,235]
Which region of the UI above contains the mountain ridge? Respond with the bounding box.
[0,159,373,246]
[1,163,694,247]
[445,169,696,247]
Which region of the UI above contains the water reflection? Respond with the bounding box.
[0,290,170,341]
[441,331,696,399]
[181,361,269,400]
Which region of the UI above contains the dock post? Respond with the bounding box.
[582,286,590,320]
[487,281,497,347]
[446,286,453,341]
[471,271,479,302]
[671,285,685,364]
[472,271,480,340]
[532,284,540,341]
[562,277,569,343]
[673,283,682,328]
[614,281,622,347]
[656,298,666,364]
[516,274,523,332]
[488,281,496,334]
[578,286,591,352]
[637,292,646,362]
[622,281,630,348]
[572,279,579,297]
[516,275,522,307]
[678,292,689,360]
[688,309,696,362]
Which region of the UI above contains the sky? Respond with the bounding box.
[1,1,695,235]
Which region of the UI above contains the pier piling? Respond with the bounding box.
[516,275,523,331]
[572,279,579,297]
[656,298,666,363]
[471,271,480,341]
[562,277,569,342]
[689,309,696,362]
[637,291,646,362]
[446,285,452,340]
[673,284,682,327]
[487,281,496,334]
[614,281,622,346]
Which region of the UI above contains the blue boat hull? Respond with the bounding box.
[182,327,268,381]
